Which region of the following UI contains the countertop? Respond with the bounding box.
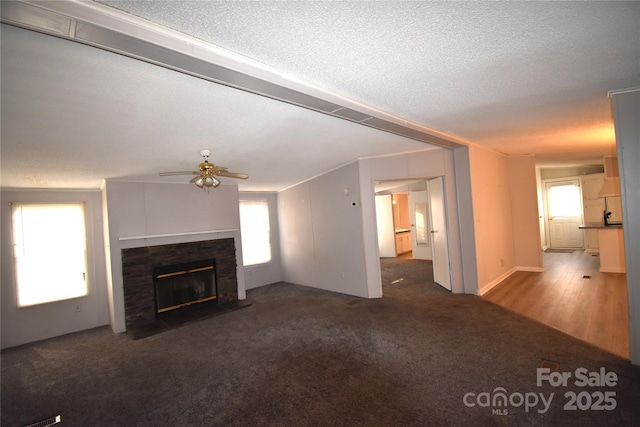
[579,223,623,229]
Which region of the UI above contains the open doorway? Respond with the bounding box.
[374,177,451,291]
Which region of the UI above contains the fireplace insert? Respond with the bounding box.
[153,258,217,317]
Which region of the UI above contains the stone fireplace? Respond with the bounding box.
[121,238,242,337]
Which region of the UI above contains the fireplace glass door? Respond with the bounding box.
[153,259,217,315]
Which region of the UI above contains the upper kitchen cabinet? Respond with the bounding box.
[598,156,621,197]
[581,173,605,253]
[604,156,619,179]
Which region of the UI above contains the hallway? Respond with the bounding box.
[483,251,629,358]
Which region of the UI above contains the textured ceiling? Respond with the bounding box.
[96,1,639,157]
[2,1,639,191]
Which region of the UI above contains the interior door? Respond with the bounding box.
[408,190,432,260]
[545,179,584,249]
[428,177,451,290]
[375,194,396,258]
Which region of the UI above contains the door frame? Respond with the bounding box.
[372,177,452,294]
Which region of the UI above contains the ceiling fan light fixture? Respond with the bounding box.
[197,174,220,189]
[160,150,248,192]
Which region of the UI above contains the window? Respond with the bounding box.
[239,200,271,266]
[548,184,582,218]
[11,203,88,307]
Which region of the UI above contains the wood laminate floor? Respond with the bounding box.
[483,251,629,359]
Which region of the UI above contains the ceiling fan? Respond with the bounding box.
[159,150,248,190]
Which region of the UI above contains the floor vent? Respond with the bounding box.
[25,415,61,427]
[583,275,592,279]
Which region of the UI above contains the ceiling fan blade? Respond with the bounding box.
[216,171,249,179]
[159,171,198,176]
[159,152,246,183]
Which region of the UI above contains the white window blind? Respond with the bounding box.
[11,203,88,307]
[239,200,271,266]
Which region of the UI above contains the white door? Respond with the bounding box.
[545,179,584,249]
[375,195,396,257]
[408,190,432,260]
[428,177,451,291]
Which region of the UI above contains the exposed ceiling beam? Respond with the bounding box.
[1,0,467,150]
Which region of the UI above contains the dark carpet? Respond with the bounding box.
[2,259,639,426]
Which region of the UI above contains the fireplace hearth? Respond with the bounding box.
[121,238,250,339]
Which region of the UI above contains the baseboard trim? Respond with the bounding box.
[600,267,626,273]
[479,266,545,295]
[479,268,516,295]
[516,266,545,273]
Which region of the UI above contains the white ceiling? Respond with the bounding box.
[1,1,639,191]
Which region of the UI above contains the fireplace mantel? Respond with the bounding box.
[119,228,238,241]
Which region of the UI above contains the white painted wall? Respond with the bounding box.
[239,192,283,289]
[102,181,245,333]
[610,89,640,365]
[1,189,109,349]
[279,162,369,297]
